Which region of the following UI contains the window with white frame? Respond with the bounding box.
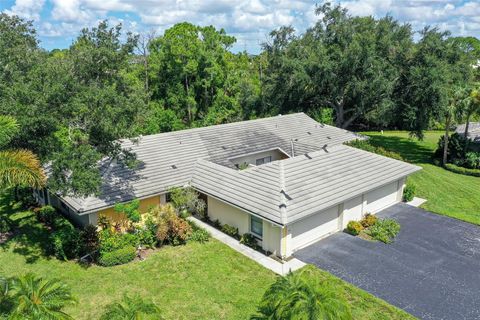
[255,156,272,166]
[250,215,263,238]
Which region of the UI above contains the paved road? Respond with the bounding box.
[295,203,480,320]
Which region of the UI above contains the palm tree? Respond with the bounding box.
[251,270,352,320]
[464,86,480,140]
[0,115,46,189]
[10,273,76,320]
[100,294,163,320]
[442,87,468,166]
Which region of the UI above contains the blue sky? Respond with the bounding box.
[1,0,479,53]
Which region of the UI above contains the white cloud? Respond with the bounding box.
[2,0,480,52]
[3,0,45,21]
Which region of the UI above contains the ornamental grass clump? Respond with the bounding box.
[365,219,400,244]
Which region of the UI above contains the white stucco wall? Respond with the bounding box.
[207,196,283,257]
[230,149,289,167]
[207,197,250,235]
[262,222,281,256]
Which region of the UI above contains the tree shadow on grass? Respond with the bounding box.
[365,135,435,164]
[0,193,53,264]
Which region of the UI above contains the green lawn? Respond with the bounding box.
[0,195,413,319]
[363,131,480,225]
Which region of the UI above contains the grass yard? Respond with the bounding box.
[363,131,480,225]
[0,194,413,320]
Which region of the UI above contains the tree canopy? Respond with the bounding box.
[0,4,478,197]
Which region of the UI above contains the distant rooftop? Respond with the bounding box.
[455,122,480,143]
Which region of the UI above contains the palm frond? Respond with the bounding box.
[0,150,46,189]
[0,115,19,148]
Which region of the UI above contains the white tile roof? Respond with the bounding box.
[60,113,362,213]
[191,145,421,225]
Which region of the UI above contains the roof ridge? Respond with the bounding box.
[120,113,307,143]
[278,161,288,224]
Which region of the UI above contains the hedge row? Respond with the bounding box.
[445,163,480,177]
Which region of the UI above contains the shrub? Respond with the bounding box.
[168,186,206,217]
[99,230,139,253]
[80,224,100,254]
[114,200,141,223]
[0,216,11,233]
[360,213,377,228]
[444,163,480,177]
[37,205,57,226]
[221,224,239,239]
[346,221,363,236]
[403,183,416,202]
[51,221,81,260]
[212,219,221,228]
[148,204,192,246]
[135,227,157,248]
[98,245,136,267]
[465,152,480,169]
[98,215,112,230]
[366,219,400,244]
[346,139,404,161]
[434,133,469,162]
[240,233,260,250]
[188,228,210,243]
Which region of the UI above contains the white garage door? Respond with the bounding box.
[365,181,399,213]
[290,205,340,251]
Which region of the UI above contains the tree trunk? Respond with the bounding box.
[334,105,344,128]
[464,113,471,154]
[443,116,451,166]
[185,75,192,124]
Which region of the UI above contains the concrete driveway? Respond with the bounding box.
[294,203,480,320]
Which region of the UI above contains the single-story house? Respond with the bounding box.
[35,113,421,259]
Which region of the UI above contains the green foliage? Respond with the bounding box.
[360,214,377,228]
[240,233,260,250]
[221,224,239,239]
[346,139,404,161]
[36,205,57,226]
[346,221,363,236]
[251,268,352,320]
[80,224,100,254]
[444,163,480,177]
[465,152,480,169]
[0,216,11,233]
[100,294,162,320]
[0,115,19,148]
[0,149,46,190]
[188,228,210,243]
[187,221,210,243]
[8,273,76,319]
[114,199,141,223]
[435,132,468,160]
[403,183,416,202]
[99,230,139,254]
[146,204,192,246]
[168,186,206,217]
[366,219,401,244]
[51,219,82,260]
[98,245,137,267]
[135,226,157,249]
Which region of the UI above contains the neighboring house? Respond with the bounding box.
[455,122,480,144]
[35,113,420,259]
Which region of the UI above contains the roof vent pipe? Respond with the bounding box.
[290,139,295,157]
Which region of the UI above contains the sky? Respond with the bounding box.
[1,0,480,53]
